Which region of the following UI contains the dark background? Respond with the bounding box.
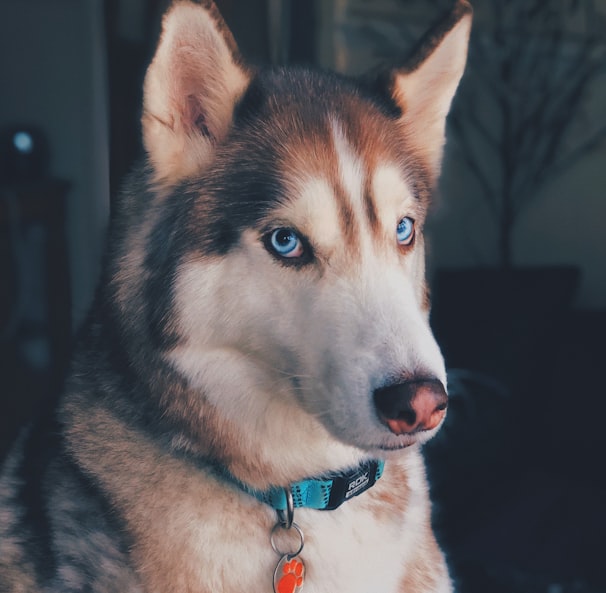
[0,1,604,592]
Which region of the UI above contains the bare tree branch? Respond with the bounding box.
[448,115,500,218]
[536,123,606,187]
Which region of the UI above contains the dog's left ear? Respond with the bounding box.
[389,0,472,183]
[142,0,251,187]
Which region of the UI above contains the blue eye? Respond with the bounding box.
[268,228,304,258]
[396,217,415,246]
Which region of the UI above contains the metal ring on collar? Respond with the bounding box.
[270,521,305,559]
[276,486,294,529]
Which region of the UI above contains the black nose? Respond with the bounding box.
[373,378,448,435]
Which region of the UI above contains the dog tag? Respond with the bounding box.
[273,554,305,593]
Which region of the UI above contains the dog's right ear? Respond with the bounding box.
[386,0,472,185]
[142,0,250,187]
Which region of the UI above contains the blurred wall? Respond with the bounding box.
[0,0,110,326]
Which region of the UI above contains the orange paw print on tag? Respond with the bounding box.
[276,558,304,593]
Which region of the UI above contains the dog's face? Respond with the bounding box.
[168,76,446,451]
[114,1,471,481]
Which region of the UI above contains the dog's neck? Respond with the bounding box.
[220,459,385,512]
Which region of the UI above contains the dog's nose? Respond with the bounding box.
[373,378,448,435]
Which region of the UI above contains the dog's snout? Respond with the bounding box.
[373,378,448,435]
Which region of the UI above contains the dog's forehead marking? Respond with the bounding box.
[329,117,416,249]
[330,118,365,213]
[330,116,376,256]
[274,114,417,261]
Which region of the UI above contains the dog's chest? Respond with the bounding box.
[189,502,416,593]
[287,505,416,593]
[168,471,430,593]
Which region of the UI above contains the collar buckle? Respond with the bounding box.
[323,459,382,510]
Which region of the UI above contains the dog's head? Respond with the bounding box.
[111,0,471,484]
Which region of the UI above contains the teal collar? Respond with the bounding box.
[232,459,385,512]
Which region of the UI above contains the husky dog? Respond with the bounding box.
[0,1,471,591]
